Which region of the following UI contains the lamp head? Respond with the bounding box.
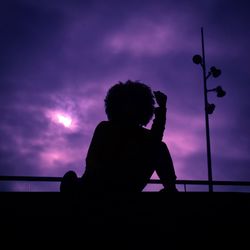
[215,86,226,97]
[192,54,202,65]
[210,66,221,78]
[206,103,216,114]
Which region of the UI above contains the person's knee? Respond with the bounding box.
[158,141,170,154]
[159,141,167,148]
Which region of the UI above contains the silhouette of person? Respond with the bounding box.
[60,80,178,192]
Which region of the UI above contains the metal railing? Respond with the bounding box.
[149,179,250,192]
[1,175,250,192]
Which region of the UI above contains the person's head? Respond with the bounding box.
[104,80,155,126]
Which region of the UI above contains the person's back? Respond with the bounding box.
[81,120,157,191]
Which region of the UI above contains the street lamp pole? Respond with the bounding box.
[193,28,225,192]
[201,27,213,192]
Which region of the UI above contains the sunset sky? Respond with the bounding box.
[1,0,250,191]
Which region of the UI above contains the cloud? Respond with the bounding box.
[103,8,201,58]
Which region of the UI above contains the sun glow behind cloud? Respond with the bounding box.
[57,113,72,128]
[46,109,78,131]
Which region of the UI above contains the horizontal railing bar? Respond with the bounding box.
[0,175,250,186]
[0,176,62,182]
[149,179,250,186]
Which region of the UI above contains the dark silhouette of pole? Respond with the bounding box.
[201,27,213,192]
[193,28,225,192]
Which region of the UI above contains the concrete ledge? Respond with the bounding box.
[0,192,249,247]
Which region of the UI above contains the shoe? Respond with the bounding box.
[159,186,179,192]
[60,170,78,193]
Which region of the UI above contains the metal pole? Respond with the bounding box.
[201,27,213,192]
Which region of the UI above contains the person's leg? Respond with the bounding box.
[155,142,178,192]
[60,170,78,193]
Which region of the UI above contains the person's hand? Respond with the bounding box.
[153,91,167,108]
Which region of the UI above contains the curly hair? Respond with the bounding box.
[104,80,155,126]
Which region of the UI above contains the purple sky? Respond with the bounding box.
[1,0,250,191]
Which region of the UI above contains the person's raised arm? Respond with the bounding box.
[150,91,167,141]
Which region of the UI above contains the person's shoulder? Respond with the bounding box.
[91,121,111,137]
[95,121,111,131]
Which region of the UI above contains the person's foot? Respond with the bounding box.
[159,186,179,192]
[60,170,78,193]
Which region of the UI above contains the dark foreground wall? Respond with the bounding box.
[0,192,249,248]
